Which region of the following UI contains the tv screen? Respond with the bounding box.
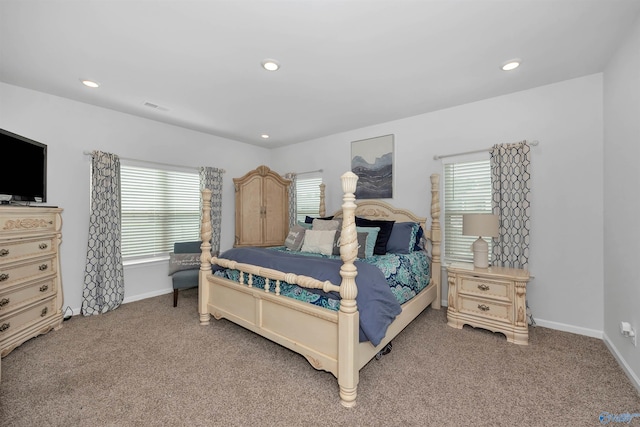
[0,129,47,203]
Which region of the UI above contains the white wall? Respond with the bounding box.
[272,74,605,337]
[0,82,269,313]
[603,16,640,390]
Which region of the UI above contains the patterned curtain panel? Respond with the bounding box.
[82,151,125,315]
[200,167,224,256]
[285,172,297,229]
[490,141,531,269]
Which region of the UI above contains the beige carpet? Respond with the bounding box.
[1,288,638,426]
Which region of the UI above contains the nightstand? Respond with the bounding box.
[446,262,531,345]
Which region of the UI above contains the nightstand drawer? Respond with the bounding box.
[458,295,512,323]
[459,277,511,302]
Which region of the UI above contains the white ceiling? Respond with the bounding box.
[1,0,639,148]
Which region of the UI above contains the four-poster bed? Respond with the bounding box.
[198,171,442,407]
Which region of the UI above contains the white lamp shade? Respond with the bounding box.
[462,214,499,238]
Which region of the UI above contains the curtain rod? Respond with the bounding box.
[284,169,323,176]
[433,140,539,161]
[83,150,225,173]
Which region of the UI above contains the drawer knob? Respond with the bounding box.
[0,323,9,332]
[477,284,490,291]
[0,248,9,257]
[40,284,49,292]
[39,243,48,250]
[0,297,9,308]
[41,307,48,317]
[0,273,8,282]
[478,304,490,312]
[39,264,48,271]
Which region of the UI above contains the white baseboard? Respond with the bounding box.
[122,288,172,304]
[532,318,603,339]
[65,288,173,318]
[603,332,640,395]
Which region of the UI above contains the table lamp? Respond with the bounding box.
[462,213,499,268]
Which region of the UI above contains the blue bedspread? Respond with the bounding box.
[212,247,402,346]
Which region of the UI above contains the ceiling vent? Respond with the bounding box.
[143,101,169,111]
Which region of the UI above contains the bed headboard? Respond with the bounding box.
[331,200,427,232]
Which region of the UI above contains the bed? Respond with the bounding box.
[198,171,441,407]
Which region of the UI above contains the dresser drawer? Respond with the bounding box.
[0,256,55,287]
[0,277,56,314]
[0,296,57,343]
[457,295,512,324]
[459,276,512,302]
[0,236,55,262]
[0,211,59,236]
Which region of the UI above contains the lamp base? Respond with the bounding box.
[472,237,489,269]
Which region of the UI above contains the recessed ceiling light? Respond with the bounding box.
[260,134,270,139]
[80,79,100,88]
[261,59,280,71]
[501,59,521,71]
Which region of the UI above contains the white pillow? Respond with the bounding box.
[301,229,337,255]
[312,218,341,231]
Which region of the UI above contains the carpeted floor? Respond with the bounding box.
[1,288,638,426]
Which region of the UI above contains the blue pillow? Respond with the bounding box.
[386,222,420,254]
[355,217,395,255]
[297,220,313,230]
[414,225,425,251]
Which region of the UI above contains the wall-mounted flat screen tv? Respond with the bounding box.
[0,128,48,203]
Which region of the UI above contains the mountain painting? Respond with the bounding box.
[351,134,393,199]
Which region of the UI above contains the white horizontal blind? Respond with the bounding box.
[296,177,322,222]
[444,159,493,263]
[120,165,200,259]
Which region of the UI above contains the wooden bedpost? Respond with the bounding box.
[430,174,442,310]
[319,183,326,217]
[199,189,213,325]
[338,171,359,408]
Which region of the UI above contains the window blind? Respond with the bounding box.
[443,159,493,263]
[296,177,322,222]
[120,165,200,259]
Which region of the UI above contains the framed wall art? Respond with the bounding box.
[351,134,394,199]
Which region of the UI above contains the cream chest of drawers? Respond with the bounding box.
[446,262,530,345]
[0,206,64,360]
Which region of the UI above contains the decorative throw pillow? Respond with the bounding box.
[168,252,200,275]
[301,229,337,256]
[414,225,425,251]
[332,230,369,258]
[312,218,341,231]
[356,226,379,258]
[355,217,395,255]
[284,225,306,251]
[386,222,420,254]
[297,220,313,230]
[305,215,334,224]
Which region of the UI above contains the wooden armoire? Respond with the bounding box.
[233,165,291,247]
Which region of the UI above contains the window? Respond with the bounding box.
[443,159,493,263]
[296,176,323,222]
[120,164,200,260]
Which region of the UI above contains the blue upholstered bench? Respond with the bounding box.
[169,241,201,307]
